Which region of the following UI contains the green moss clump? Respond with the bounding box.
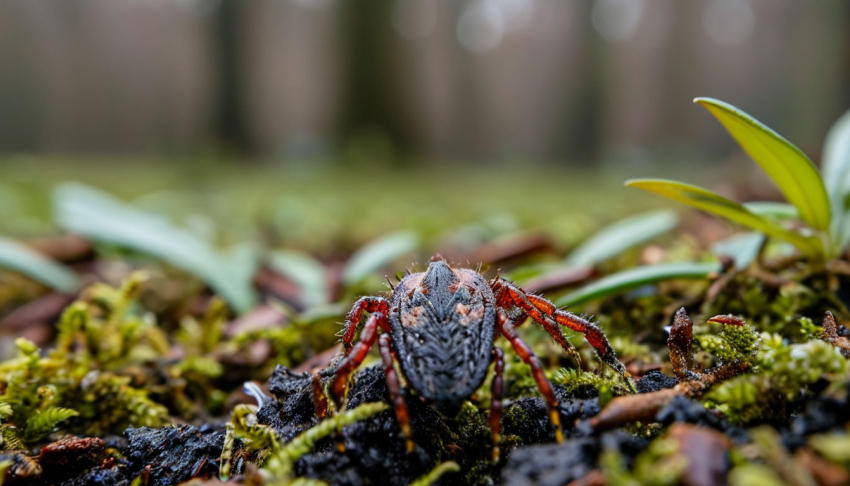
[798,316,823,341]
[695,320,760,367]
[600,435,686,486]
[551,368,629,405]
[0,273,240,446]
[704,333,847,424]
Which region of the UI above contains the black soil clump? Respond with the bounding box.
[262,365,320,441]
[264,365,442,486]
[655,395,750,444]
[59,465,130,486]
[262,366,606,486]
[782,385,850,450]
[500,431,646,486]
[502,386,601,445]
[124,425,225,486]
[635,370,679,394]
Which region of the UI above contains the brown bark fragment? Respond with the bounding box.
[590,361,750,431]
[668,308,695,381]
[821,311,850,358]
[566,469,606,486]
[795,448,850,486]
[669,424,731,486]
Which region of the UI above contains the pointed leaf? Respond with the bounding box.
[695,98,830,231]
[821,109,850,251]
[821,109,850,206]
[555,262,721,307]
[565,210,678,267]
[53,183,258,313]
[742,202,799,220]
[0,236,80,292]
[343,231,419,286]
[269,250,329,308]
[625,179,823,258]
[711,232,765,270]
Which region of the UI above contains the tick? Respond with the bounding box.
[329,255,630,461]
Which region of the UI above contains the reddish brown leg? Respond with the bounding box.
[341,297,390,353]
[311,372,329,419]
[331,312,384,407]
[497,284,584,367]
[500,281,629,381]
[497,310,563,443]
[379,333,414,452]
[490,347,505,463]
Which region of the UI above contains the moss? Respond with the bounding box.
[551,368,631,404]
[704,334,848,424]
[799,316,822,341]
[695,320,760,367]
[610,336,659,364]
[600,435,686,486]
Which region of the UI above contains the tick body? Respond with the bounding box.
[330,255,630,460]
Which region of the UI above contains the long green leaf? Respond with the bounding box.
[742,202,799,220]
[821,109,850,251]
[53,183,258,313]
[711,232,765,270]
[625,179,823,258]
[695,98,831,231]
[0,236,80,292]
[269,250,328,308]
[565,210,678,267]
[821,109,850,205]
[343,231,419,286]
[555,262,721,307]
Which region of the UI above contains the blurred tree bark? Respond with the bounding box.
[338,0,411,160]
[214,0,251,155]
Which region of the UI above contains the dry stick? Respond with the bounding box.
[590,361,750,431]
[592,308,751,431]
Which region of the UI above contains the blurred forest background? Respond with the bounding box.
[0,0,848,162]
[1,0,850,255]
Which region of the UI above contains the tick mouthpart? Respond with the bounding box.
[430,253,446,263]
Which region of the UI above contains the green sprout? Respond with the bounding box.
[627,98,850,262]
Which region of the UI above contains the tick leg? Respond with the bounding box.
[497,310,563,443]
[490,347,505,463]
[525,293,629,380]
[498,284,584,367]
[341,297,390,354]
[311,371,329,419]
[501,281,630,383]
[379,333,414,452]
[331,312,383,408]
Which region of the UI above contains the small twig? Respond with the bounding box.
[590,361,750,431]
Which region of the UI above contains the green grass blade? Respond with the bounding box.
[0,236,80,292]
[343,231,419,286]
[625,179,823,258]
[53,183,258,313]
[565,209,678,267]
[821,109,850,205]
[742,202,799,220]
[269,250,329,308]
[711,232,765,270]
[555,262,721,307]
[695,98,831,231]
[821,109,850,251]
